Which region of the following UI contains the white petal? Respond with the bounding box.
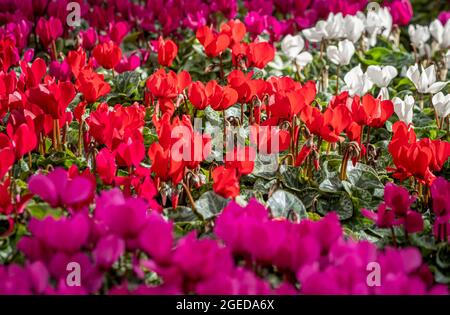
[426,81,448,94]
[295,52,313,67]
[326,45,340,65]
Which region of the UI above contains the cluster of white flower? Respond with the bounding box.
[277,8,450,128]
[280,9,393,70]
[408,19,450,58]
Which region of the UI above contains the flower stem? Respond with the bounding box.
[335,65,340,95]
[182,182,198,214]
[391,227,398,247]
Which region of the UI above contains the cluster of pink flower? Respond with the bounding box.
[0,168,447,294]
[362,179,450,242]
[0,0,413,49]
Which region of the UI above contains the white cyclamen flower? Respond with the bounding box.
[302,21,327,43]
[280,34,313,67]
[429,19,450,49]
[302,13,344,43]
[342,14,365,43]
[343,64,374,96]
[326,39,355,66]
[364,7,393,47]
[392,95,414,125]
[432,92,450,118]
[366,65,398,100]
[406,64,447,94]
[295,52,313,68]
[281,34,304,59]
[408,25,430,52]
[366,65,398,87]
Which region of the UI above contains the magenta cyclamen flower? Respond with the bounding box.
[36,17,63,48]
[431,177,450,242]
[0,261,49,294]
[384,182,416,216]
[138,212,173,263]
[215,198,341,272]
[21,213,90,255]
[362,182,423,234]
[93,234,125,270]
[385,0,413,26]
[28,167,94,210]
[172,232,234,282]
[94,188,149,241]
[438,11,450,25]
[80,27,98,51]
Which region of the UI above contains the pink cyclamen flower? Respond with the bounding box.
[385,0,413,26]
[430,177,450,242]
[36,17,63,48]
[383,182,416,216]
[438,11,450,25]
[80,27,97,51]
[28,167,94,210]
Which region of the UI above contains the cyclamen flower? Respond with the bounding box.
[79,27,97,51]
[393,95,414,125]
[75,67,111,103]
[429,19,450,49]
[362,182,423,233]
[28,168,95,210]
[157,37,178,67]
[342,14,365,43]
[430,177,450,242]
[212,166,240,199]
[406,64,447,94]
[385,0,413,26]
[343,65,373,96]
[36,17,63,48]
[408,25,430,56]
[431,92,450,118]
[94,188,149,241]
[366,65,398,99]
[326,39,354,66]
[302,13,344,43]
[280,34,312,68]
[0,38,20,72]
[196,25,230,57]
[93,40,122,70]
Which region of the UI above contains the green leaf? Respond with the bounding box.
[278,165,306,191]
[252,154,278,179]
[163,206,200,223]
[27,202,62,219]
[112,71,142,97]
[436,244,450,269]
[267,189,307,220]
[194,191,229,220]
[316,193,354,220]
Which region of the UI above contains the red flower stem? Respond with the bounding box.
[182,182,198,214]
[51,40,57,61]
[61,122,67,146]
[223,109,227,150]
[38,133,44,156]
[339,149,350,180]
[52,120,57,150]
[335,65,340,95]
[78,120,84,156]
[55,119,61,150]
